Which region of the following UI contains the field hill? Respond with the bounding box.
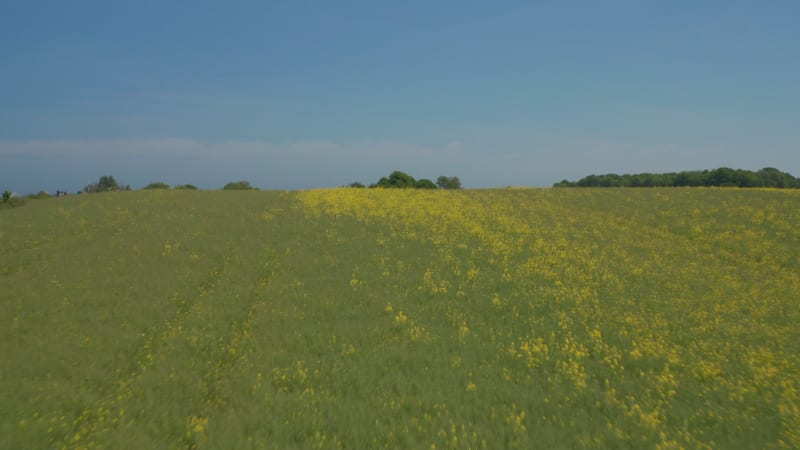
[2,188,799,448]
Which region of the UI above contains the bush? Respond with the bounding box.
[0,191,26,210]
[415,179,438,189]
[222,181,257,190]
[27,191,51,200]
[374,171,417,189]
[85,175,121,193]
[143,182,170,190]
[436,176,462,189]
[174,184,198,190]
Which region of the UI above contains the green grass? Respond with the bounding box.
[1,188,798,448]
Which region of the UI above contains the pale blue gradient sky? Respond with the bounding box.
[1,1,798,193]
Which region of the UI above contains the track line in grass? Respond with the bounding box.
[53,244,239,448]
[181,244,283,448]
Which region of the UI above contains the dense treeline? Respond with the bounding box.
[554,167,800,188]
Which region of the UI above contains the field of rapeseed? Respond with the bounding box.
[1,188,798,448]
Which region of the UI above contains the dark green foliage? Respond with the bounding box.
[368,170,461,189]
[143,182,170,190]
[375,171,416,189]
[758,167,798,188]
[436,176,462,189]
[2,190,11,203]
[99,175,119,191]
[174,184,198,190]
[370,172,463,189]
[84,175,120,193]
[346,182,366,188]
[222,180,257,190]
[555,167,799,189]
[415,178,438,189]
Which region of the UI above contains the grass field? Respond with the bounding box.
[1,188,799,449]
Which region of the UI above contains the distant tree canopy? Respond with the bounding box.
[436,176,462,189]
[174,184,198,190]
[375,171,417,189]
[143,182,170,190]
[84,175,128,193]
[360,172,463,189]
[222,180,257,190]
[554,168,800,189]
[415,178,438,189]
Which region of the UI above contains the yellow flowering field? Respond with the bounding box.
[1,188,798,448]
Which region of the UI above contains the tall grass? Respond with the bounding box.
[1,188,798,448]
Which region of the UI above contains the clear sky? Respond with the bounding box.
[1,0,798,193]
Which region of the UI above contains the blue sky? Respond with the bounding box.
[1,0,798,193]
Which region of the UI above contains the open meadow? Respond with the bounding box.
[1,188,799,449]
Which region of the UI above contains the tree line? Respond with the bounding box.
[3,172,460,207]
[554,167,800,189]
[83,176,198,192]
[348,172,463,189]
[82,176,236,192]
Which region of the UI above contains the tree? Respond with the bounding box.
[84,175,120,193]
[436,176,462,189]
[374,171,416,188]
[415,178,438,189]
[222,180,257,190]
[346,182,366,188]
[2,190,11,203]
[388,171,416,188]
[174,184,198,190]
[710,167,737,187]
[674,171,705,187]
[758,167,796,188]
[98,175,119,191]
[143,182,170,189]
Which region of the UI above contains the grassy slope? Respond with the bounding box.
[1,189,798,449]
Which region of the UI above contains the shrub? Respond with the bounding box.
[222,181,257,190]
[27,191,51,200]
[0,192,26,209]
[415,179,438,189]
[375,171,417,189]
[436,176,462,189]
[143,182,170,190]
[85,175,120,193]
